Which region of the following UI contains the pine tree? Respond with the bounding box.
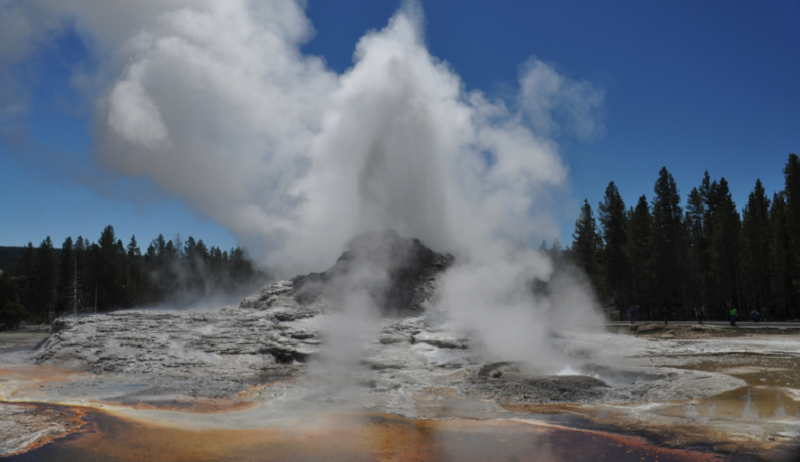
[162,240,179,296]
[183,236,203,294]
[116,239,130,307]
[740,179,772,314]
[57,237,75,313]
[73,236,92,311]
[126,236,144,306]
[784,153,800,238]
[684,185,706,312]
[97,225,121,310]
[88,241,100,312]
[769,193,795,319]
[0,270,28,329]
[195,240,209,262]
[651,167,687,318]
[626,195,654,319]
[696,172,717,311]
[144,242,160,304]
[571,199,600,290]
[0,271,22,310]
[782,153,800,316]
[208,246,224,289]
[16,243,36,312]
[154,234,167,260]
[33,237,59,321]
[194,239,210,295]
[548,238,563,270]
[598,182,629,312]
[64,258,86,316]
[3,224,264,313]
[708,179,741,314]
[230,247,255,283]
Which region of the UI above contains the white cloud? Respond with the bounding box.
[519,57,605,141]
[108,77,170,150]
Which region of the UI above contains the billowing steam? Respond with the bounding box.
[1,0,606,365]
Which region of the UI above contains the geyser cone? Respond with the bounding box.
[292,230,453,315]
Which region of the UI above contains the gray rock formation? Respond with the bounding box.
[28,231,745,412]
[32,231,455,400]
[34,304,312,397]
[467,361,609,404]
[290,230,453,314]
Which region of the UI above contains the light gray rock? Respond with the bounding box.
[25,232,753,420]
[412,332,468,349]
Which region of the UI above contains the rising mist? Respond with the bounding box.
[1,0,607,365]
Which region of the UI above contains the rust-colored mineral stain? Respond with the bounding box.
[10,411,730,462]
[0,365,85,383]
[1,403,92,457]
[0,365,88,400]
[107,396,257,413]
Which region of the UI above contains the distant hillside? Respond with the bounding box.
[0,246,63,272]
[0,247,23,272]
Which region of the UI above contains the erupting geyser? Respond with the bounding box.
[2,0,610,364]
[5,1,798,460]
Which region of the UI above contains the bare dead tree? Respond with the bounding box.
[64,260,86,316]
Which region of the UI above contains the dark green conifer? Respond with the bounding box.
[16,243,36,311]
[626,195,653,318]
[34,237,59,321]
[598,182,629,312]
[782,153,800,312]
[708,179,741,314]
[651,167,687,318]
[127,236,144,306]
[684,185,706,311]
[0,270,28,329]
[740,179,772,314]
[571,199,600,288]
[57,237,75,313]
[769,193,795,319]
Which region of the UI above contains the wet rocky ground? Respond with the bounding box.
[0,403,85,457]
[630,323,742,339]
[0,332,49,354]
[6,303,798,459]
[1,232,799,460]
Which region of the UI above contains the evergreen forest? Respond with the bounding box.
[565,153,800,322]
[3,154,799,328]
[0,225,265,328]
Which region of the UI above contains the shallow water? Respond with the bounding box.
[5,409,731,462]
[679,357,800,389]
[4,332,800,460]
[659,387,800,422]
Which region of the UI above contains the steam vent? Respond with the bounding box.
[0,232,798,461]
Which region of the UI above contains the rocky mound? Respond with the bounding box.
[27,232,747,413]
[464,361,610,404]
[243,230,453,315]
[32,231,453,399]
[630,323,738,339]
[33,306,312,398]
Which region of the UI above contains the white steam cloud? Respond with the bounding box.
[1,0,606,365]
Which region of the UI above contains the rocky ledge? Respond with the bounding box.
[32,231,455,399]
[28,231,744,411]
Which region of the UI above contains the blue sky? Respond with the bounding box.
[1,0,799,254]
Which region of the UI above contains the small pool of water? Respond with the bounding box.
[658,387,800,421]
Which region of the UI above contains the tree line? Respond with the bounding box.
[0,225,265,327]
[561,153,800,322]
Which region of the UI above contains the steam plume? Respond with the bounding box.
[1,0,606,364]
